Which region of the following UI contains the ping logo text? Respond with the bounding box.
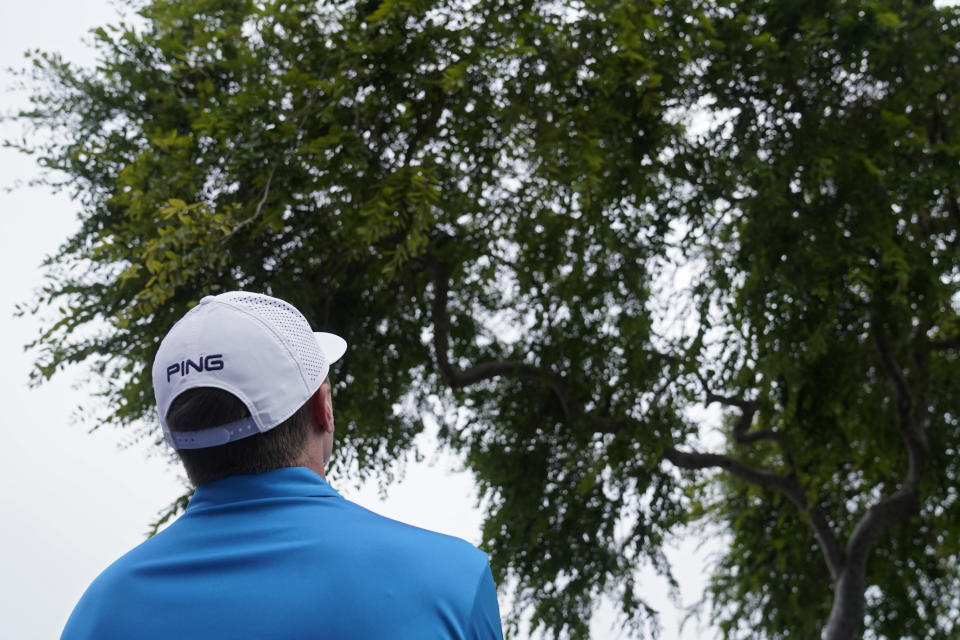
[166,354,224,382]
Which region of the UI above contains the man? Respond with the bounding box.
[61,291,504,639]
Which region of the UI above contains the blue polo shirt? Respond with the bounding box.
[61,467,504,640]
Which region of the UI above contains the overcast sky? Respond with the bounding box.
[0,2,714,638]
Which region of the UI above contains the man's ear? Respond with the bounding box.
[310,382,335,433]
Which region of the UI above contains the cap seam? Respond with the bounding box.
[212,297,313,394]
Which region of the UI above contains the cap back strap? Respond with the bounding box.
[168,417,260,450]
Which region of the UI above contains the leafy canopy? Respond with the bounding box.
[11,0,960,638]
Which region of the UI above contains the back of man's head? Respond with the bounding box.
[166,387,313,486]
[152,292,346,484]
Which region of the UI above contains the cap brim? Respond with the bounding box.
[315,332,347,363]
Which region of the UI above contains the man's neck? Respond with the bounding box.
[296,445,327,479]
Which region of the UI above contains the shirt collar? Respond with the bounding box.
[187,466,342,509]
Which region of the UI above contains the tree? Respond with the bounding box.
[9,0,960,638]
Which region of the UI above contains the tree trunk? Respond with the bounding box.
[822,568,866,640]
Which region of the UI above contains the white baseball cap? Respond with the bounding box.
[152,291,347,450]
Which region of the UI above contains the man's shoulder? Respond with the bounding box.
[329,498,494,613]
[60,540,158,639]
[336,496,488,564]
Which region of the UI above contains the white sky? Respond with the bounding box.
[0,2,714,638]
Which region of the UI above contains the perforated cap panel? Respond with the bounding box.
[221,292,328,386]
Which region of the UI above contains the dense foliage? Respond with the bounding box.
[10,0,960,638]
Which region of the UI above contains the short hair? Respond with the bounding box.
[166,387,313,486]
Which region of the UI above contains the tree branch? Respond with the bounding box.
[658,358,846,574]
[432,251,851,579]
[808,504,846,581]
[841,321,926,568]
[223,162,278,241]
[663,445,845,579]
[929,334,960,351]
[250,163,278,221]
[431,258,573,413]
[824,318,929,639]
[226,95,318,240]
[663,446,795,494]
[430,256,628,435]
[946,186,960,251]
[694,372,785,449]
[872,319,912,419]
